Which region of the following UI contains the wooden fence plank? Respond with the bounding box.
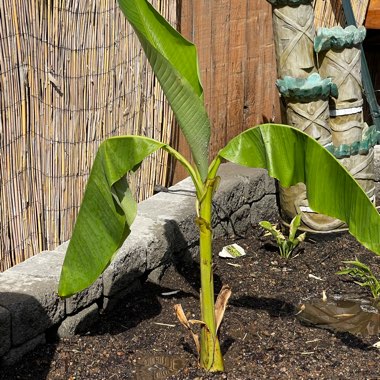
[173,0,280,182]
[365,0,380,29]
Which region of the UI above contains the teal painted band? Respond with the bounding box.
[326,125,380,158]
[276,73,338,102]
[314,25,366,53]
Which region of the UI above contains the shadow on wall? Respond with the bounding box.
[0,292,57,378]
[0,287,165,379]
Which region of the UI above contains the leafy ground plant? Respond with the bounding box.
[58,0,380,373]
[337,259,380,299]
[260,214,306,259]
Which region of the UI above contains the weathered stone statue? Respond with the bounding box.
[268,0,317,78]
[276,74,336,145]
[315,26,375,204]
[315,26,366,111]
[267,2,374,232]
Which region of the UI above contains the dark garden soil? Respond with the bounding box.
[2,224,380,380]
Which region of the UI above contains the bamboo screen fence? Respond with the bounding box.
[0,0,176,271]
[313,0,370,27]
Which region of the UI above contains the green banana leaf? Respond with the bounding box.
[219,124,380,255]
[58,136,165,297]
[117,0,210,181]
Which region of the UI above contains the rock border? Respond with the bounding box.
[2,150,380,366]
[0,163,278,366]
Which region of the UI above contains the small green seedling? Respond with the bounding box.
[337,258,380,300]
[259,214,306,259]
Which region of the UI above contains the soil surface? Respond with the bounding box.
[2,224,380,379]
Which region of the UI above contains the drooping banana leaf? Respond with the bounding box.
[58,136,165,297]
[219,124,380,254]
[117,0,210,181]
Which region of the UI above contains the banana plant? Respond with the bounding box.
[58,0,380,373]
[260,214,306,259]
[337,259,380,300]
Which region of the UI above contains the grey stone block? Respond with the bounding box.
[0,306,11,356]
[1,333,46,366]
[0,272,65,346]
[147,263,170,284]
[102,231,146,297]
[103,215,174,297]
[167,176,196,193]
[213,176,246,219]
[137,179,198,247]
[213,220,229,239]
[228,204,251,237]
[54,240,70,252]
[142,221,175,270]
[65,277,103,315]
[57,303,99,338]
[4,250,64,280]
[250,194,279,226]
[214,164,276,219]
[0,162,284,366]
[220,164,276,197]
[102,279,142,311]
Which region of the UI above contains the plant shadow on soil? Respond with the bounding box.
[2,224,380,379]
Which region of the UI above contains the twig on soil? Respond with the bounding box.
[226,262,241,267]
[305,338,321,344]
[308,273,324,281]
[153,322,176,327]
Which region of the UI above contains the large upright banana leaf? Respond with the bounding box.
[118,0,211,181]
